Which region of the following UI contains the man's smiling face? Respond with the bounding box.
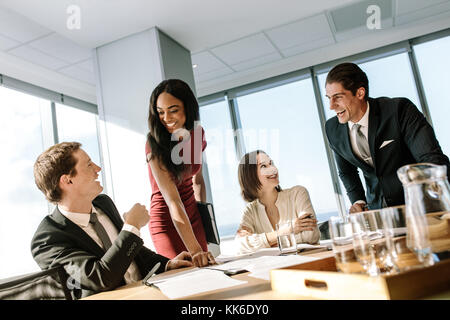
[325,82,366,124]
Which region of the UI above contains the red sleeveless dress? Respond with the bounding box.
[145,127,208,258]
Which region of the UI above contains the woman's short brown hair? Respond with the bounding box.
[34,142,81,204]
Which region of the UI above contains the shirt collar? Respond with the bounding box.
[58,205,97,228]
[348,101,370,130]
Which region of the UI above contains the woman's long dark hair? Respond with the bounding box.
[147,79,200,182]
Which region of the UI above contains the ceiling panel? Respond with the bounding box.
[8,45,68,70]
[266,14,334,50]
[0,6,51,43]
[396,0,448,15]
[0,33,20,51]
[58,65,96,85]
[195,67,234,83]
[281,37,335,57]
[395,0,450,26]
[28,33,92,64]
[191,51,230,75]
[231,52,282,72]
[76,59,95,73]
[211,33,277,66]
[330,0,394,42]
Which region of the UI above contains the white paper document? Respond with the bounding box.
[153,269,247,299]
[246,255,319,280]
[215,247,281,264]
[144,267,201,286]
[211,255,318,281]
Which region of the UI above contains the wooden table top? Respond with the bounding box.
[83,247,450,300]
[83,249,334,300]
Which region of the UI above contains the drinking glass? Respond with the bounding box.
[329,216,364,274]
[349,214,380,277]
[359,209,399,274]
[380,206,423,271]
[276,220,297,255]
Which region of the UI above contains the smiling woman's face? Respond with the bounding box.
[156,92,187,133]
[256,152,279,192]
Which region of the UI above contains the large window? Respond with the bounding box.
[0,86,50,278]
[236,79,339,223]
[414,35,450,157]
[200,100,246,238]
[0,85,101,280]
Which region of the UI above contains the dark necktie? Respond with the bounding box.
[352,124,373,167]
[89,212,112,251]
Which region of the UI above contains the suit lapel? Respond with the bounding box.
[92,196,124,231]
[368,98,380,169]
[50,205,105,257]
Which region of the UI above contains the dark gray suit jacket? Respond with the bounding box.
[31,194,169,299]
[325,97,450,209]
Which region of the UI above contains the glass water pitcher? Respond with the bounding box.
[397,163,450,266]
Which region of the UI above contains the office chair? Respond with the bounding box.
[0,266,72,300]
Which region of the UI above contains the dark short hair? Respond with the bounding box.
[34,142,81,203]
[326,62,369,100]
[238,150,281,202]
[147,79,200,182]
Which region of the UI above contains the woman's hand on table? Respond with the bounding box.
[166,251,194,270]
[191,250,216,267]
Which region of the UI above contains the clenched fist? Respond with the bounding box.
[123,203,150,229]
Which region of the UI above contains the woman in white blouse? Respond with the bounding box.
[235,150,320,254]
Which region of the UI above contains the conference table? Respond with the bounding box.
[83,246,450,300]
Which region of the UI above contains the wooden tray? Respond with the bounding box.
[270,256,450,300]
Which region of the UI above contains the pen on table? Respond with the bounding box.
[142,262,161,285]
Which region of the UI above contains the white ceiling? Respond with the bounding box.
[0,0,357,50]
[0,0,450,101]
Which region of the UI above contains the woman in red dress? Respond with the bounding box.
[145,79,215,267]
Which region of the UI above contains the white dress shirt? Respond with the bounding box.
[235,186,320,254]
[58,205,142,284]
[347,101,371,206]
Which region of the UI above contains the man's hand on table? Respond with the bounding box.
[166,251,194,271]
[349,202,368,214]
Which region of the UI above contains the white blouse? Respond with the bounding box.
[235,185,320,254]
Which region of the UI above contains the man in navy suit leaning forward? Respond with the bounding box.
[31,142,193,299]
[324,62,450,214]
